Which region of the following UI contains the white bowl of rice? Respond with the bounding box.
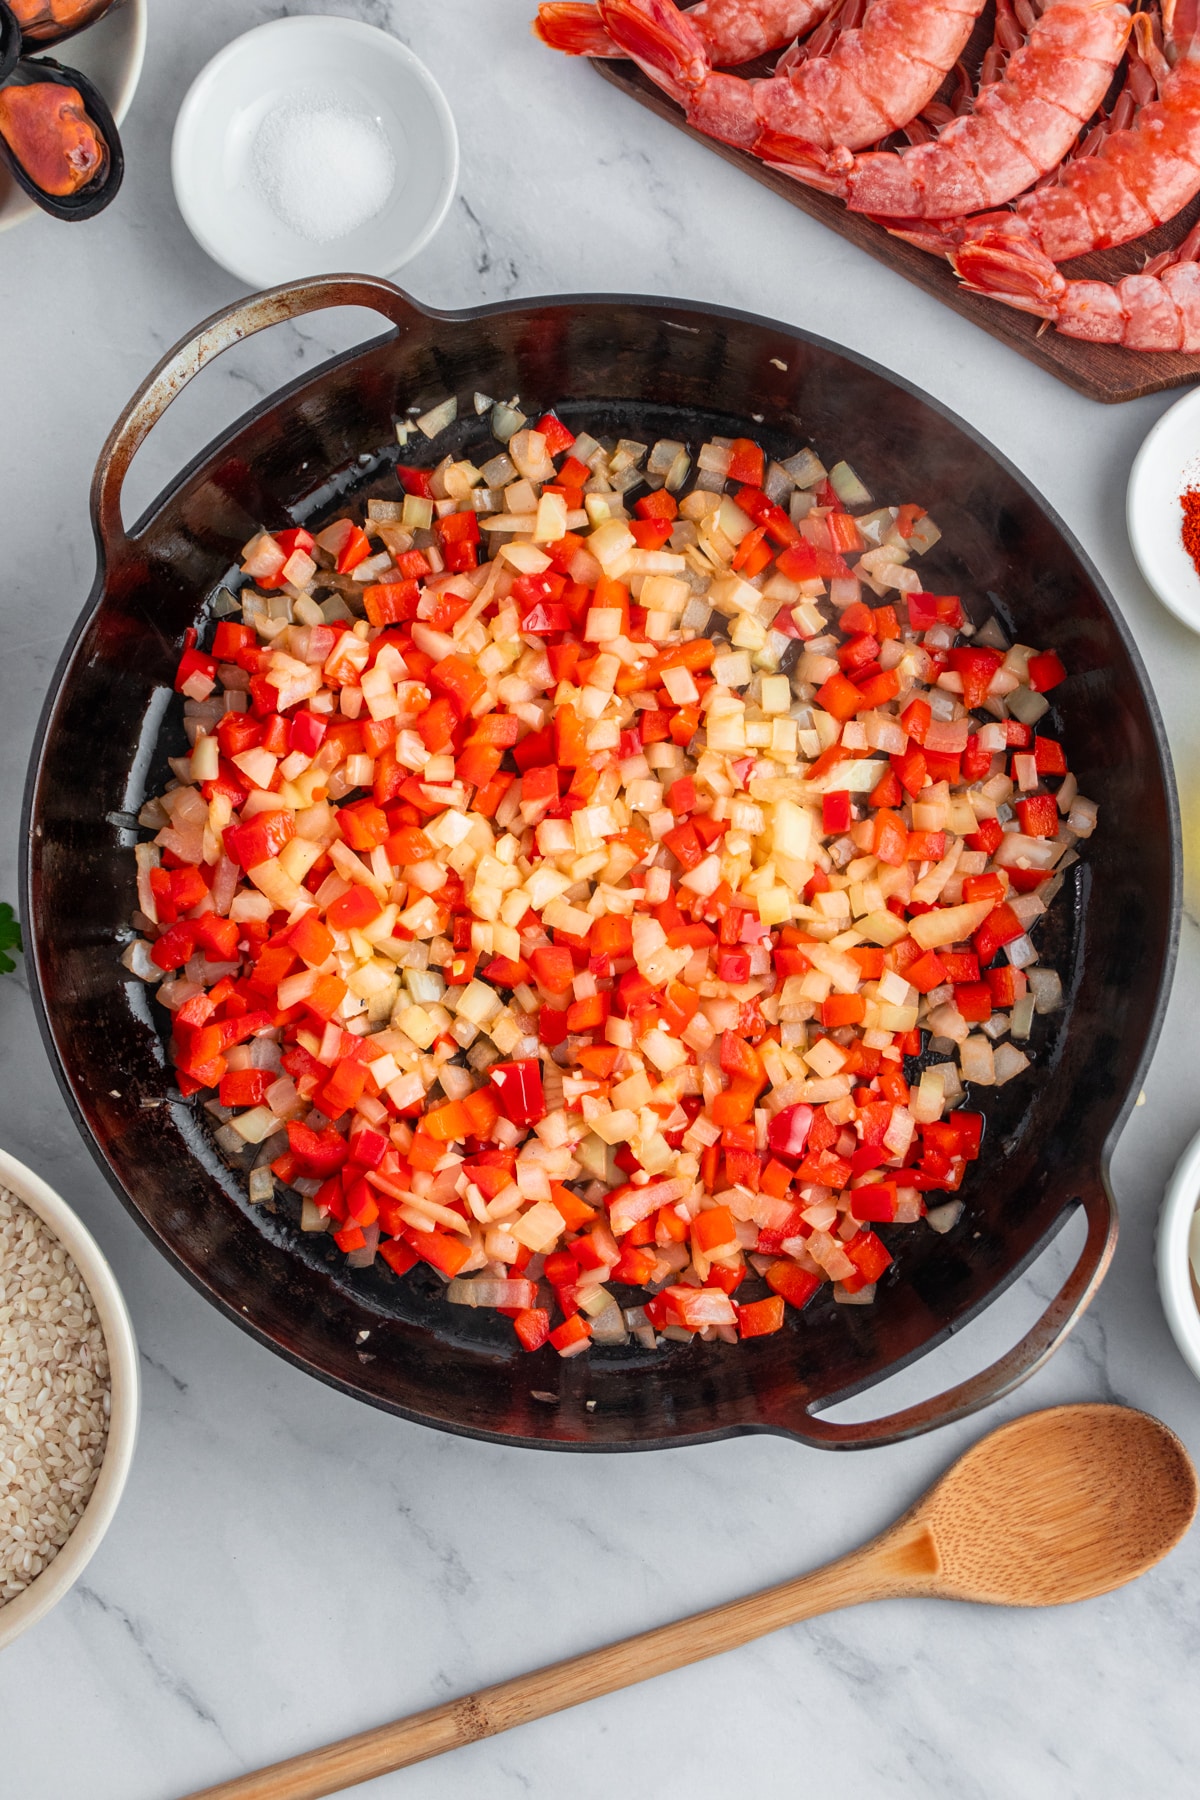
[0,1147,138,1652]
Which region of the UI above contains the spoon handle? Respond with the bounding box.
[180,1521,936,1800]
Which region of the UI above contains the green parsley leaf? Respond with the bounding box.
[0,903,23,976]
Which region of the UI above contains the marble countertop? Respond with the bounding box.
[3,2,1200,1794]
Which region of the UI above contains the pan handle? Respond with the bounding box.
[89,274,429,565]
[791,1182,1117,1451]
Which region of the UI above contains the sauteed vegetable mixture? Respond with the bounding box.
[124,403,1095,1356]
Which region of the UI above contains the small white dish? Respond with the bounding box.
[0,0,146,233]
[1157,1127,1200,1388]
[0,1147,139,1652]
[171,15,459,288]
[1127,383,1200,634]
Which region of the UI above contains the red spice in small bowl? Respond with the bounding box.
[1181,486,1200,578]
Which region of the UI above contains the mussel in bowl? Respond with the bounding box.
[5,0,117,49]
[0,55,121,218]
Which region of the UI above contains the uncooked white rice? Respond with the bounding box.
[0,1186,110,1604]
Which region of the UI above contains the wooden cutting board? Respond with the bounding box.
[594,57,1200,404]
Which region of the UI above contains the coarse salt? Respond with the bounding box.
[253,89,395,245]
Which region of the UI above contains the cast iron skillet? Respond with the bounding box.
[22,276,1179,1451]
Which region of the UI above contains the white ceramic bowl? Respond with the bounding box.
[171,15,459,287]
[0,0,147,233]
[0,1147,138,1652]
[1127,383,1200,634]
[1157,1127,1200,1387]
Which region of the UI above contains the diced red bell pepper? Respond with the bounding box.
[908,593,965,631]
[1016,794,1059,838]
[549,1314,592,1356]
[728,439,765,485]
[362,580,420,628]
[891,744,927,798]
[872,808,908,868]
[513,1308,552,1352]
[855,669,901,709]
[765,1260,821,1311]
[844,1230,893,1286]
[985,964,1026,1007]
[223,809,295,870]
[1033,736,1067,776]
[823,790,852,835]
[850,1183,898,1223]
[174,645,217,696]
[736,1295,786,1338]
[457,741,505,788]
[217,713,263,760]
[868,769,903,809]
[219,1069,272,1109]
[900,697,932,744]
[288,912,335,967]
[973,903,1025,966]
[287,1120,350,1177]
[906,830,946,864]
[326,887,383,932]
[150,922,197,971]
[288,709,328,758]
[837,631,879,675]
[212,621,255,661]
[406,1227,472,1278]
[380,1238,419,1277]
[966,817,1004,857]
[534,411,576,456]
[717,949,751,985]
[436,509,481,574]
[815,671,865,722]
[948,646,1003,710]
[960,735,992,783]
[528,946,574,995]
[906,950,948,994]
[488,1060,546,1127]
[767,1104,814,1158]
[430,653,487,717]
[396,464,434,497]
[333,524,371,574]
[339,799,390,851]
[1027,650,1066,693]
[193,912,240,962]
[963,873,1006,905]
[955,981,993,1023]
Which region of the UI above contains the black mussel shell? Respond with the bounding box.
[0,4,20,82]
[0,54,122,219]
[6,0,117,52]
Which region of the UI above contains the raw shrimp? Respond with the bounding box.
[952,216,1200,348]
[534,0,836,67]
[593,0,988,153]
[764,0,1131,218]
[892,5,1200,263]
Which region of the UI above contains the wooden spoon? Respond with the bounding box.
[182,1404,1196,1800]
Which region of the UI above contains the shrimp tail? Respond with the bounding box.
[883,217,969,256]
[950,231,1067,319]
[883,211,1028,260]
[759,136,851,196]
[535,3,619,55]
[596,0,710,86]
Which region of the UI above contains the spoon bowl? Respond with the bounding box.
[910,1403,1198,1607]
